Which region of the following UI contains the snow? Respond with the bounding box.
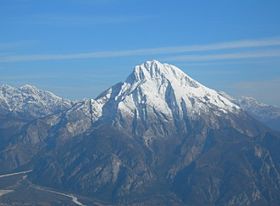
[0,84,72,118]
[235,96,280,122]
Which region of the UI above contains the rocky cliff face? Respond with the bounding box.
[1,61,280,205]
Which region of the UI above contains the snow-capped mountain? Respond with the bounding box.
[236,96,280,131]
[90,61,246,139]
[0,84,72,119]
[217,91,280,131]
[97,60,239,117]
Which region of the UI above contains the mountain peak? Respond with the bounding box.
[20,84,39,91]
[94,61,240,139]
[126,60,203,96]
[19,84,44,96]
[128,60,191,83]
[1,84,40,95]
[0,84,72,118]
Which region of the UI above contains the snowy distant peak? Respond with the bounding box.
[238,96,268,107]
[215,93,280,131]
[20,84,39,92]
[236,96,280,114]
[236,96,280,121]
[219,93,272,110]
[0,84,72,118]
[1,84,39,94]
[0,84,70,104]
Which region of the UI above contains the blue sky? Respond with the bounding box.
[1,0,280,106]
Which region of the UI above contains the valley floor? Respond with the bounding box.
[0,170,106,206]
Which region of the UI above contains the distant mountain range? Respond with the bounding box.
[0,84,72,119]
[236,96,280,131]
[217,91,280,131]
[0,60,280,205]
